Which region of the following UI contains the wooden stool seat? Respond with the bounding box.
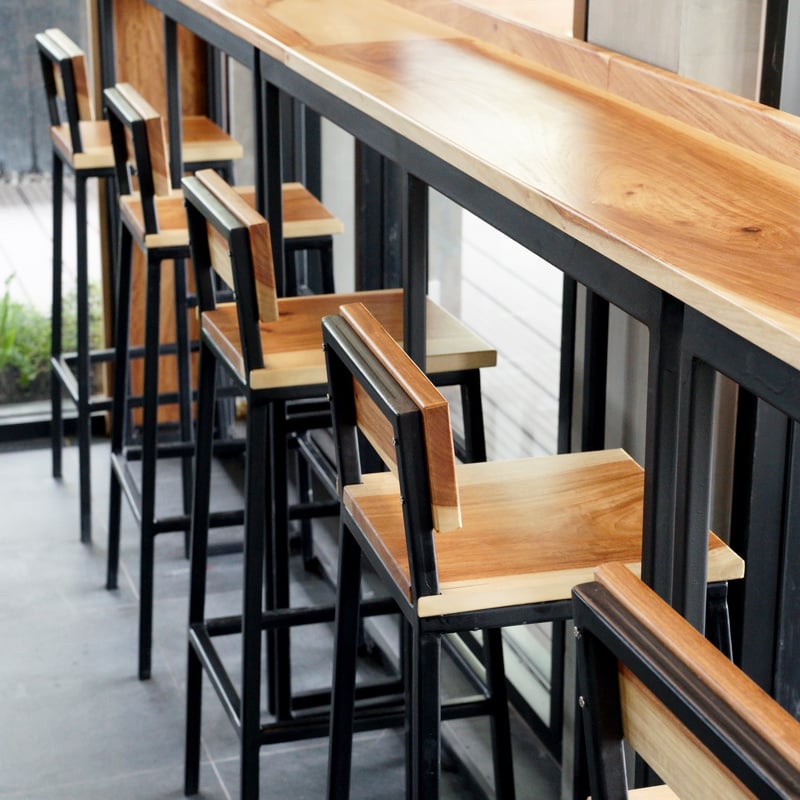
[202,289,495,389]
[344,450,743,618]
[50,120,114,169]
[49,114,244,171]
[118,184,340,250]
[281,181,345,239]
[180,115,244,164]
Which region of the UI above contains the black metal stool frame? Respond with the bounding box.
[36,30,117,544]
[322,312,533,800]
[181,174,490,800]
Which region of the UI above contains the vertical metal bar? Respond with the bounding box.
[355,142,387,290]
[412,629,441,799]
[775,422,800,716]
[164,15,184,189]
[264,80,286,296]
[138,253,164,681]
[581,290,609,451]
[241,397,269,800]
[484,627,515,798]
[558,275,577,454]
[96,0,117,90]
[206,45,223,123]
[305,106,322,197]
[729,393,787,690]
[281,92,298,181]
[355,143,402,291]
[401,171,428,368]
[672,353,716,630]
[641,292,684,601]
[457,370,487,463]
[106,224,134,592]
[172,258,194,518]
[252,49,266,216]
[51,153,64,480]
[271,398,293,721]
[326,523,363,800]
[760,0,789,107]
[75,174,92,543]
[184,338,217,796]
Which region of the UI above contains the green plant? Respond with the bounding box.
[0,274,50,389]
[0,274,104,395]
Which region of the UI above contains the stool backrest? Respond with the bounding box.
[573,563,800,799]
[182,169,279,373]
[35,28,96,153]
[103,83,172,232]
[322,302,462,599]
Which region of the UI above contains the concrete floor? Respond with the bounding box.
[0,439,562,799]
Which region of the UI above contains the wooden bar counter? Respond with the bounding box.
[138,0,800,705]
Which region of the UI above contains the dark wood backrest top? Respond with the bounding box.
[194,169,279,323]
[36,28,95,123]
[114,82,172,198]
[573,563,800,798]
[36,28,96,154]
[339,302,461,533]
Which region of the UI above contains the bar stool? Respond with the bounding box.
[321,302,745,799]
[573,563,793,799]
[181,170,496,799]
[35,27,244,543]
[102,85,342,681]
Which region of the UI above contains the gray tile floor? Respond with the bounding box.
[0,439,561,799]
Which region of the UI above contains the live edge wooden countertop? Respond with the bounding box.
[164,0,800,370]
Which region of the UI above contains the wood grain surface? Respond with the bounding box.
[595,563,800,781]
[201,288,497,389]
[341,302,462,532]
[166,0,800,369]
[344,451,744,615]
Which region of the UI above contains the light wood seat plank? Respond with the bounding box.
[344,449,743,617]
[118,183,341,250]
[201,288,496,389]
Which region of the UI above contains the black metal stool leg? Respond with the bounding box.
[320,239,335,294]
[50,153,64,482]
[270,398,293,720]
[412,629,441,800]
[459,369,487,463]
[241,397,270,800]
[172,257,194,557]
[107,224,134,591]
[138,252,164,681]
[327,523,363,800]
[75,173,92,543]
[485,627,516,798]
[185,339,218,796]
[296,447,316,568]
